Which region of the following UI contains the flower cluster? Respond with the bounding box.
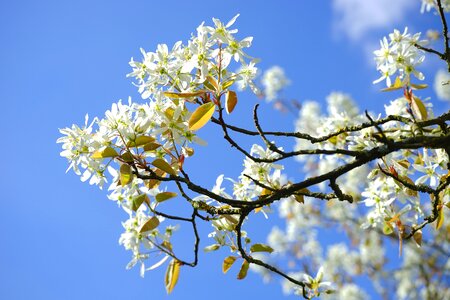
[128,14,259,99]
[58,96,201,275]
[373,28,426,87]
[58,15,276,279]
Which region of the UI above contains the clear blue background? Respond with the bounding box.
[1,1,448,299]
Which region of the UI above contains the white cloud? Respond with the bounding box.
[332,0,416,41]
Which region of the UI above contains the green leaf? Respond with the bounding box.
[152,159,177,176]
[188,102,215,131]
[250,243,274,254]
[165,259,180,294]
[381,77,403,92]
[139,216,160,233]
[127,136,155,148]
[411,96,428,121]
[120,164,132,186]
[203,244,221,252]
[410,83,428,90]
[156,192,177,203]
[237,260,249,280]
[91,147,119,159]
[225,90,238,114]
[131,194,149,211]
[222,256,237,274]
[436,207,445,230]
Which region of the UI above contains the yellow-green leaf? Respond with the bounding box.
[131,194,149,211]
[182,146,194,157]
[139,216,160,233]
[294,194,304,204]
[223,215,238,225]
[436,207,445,230]
[413,230,422,247]
[127,136,155,148]
[225,90,238,114]
[260,188,272,196]
[146,168,165,189]
[396,159,410,169]
[411,96,428,121]
[188,102,215,131]
[161,240,173,252]
[165,259,180,294]
[164,90,206,99]
[121,151,134,162]
[383,222,394,235]
[91,147,119,159]
[152,159,177,176]
[250,243,274,254]
[222,256,237,274]
[221,79,235,90]
[397,175,418,197]
[328,136,338,145]
[156,192,177,203]
[441,171,450,185]
[204,76,219,92]
[204,244,221,252]
[410,83,428,90]
[237,260,249,280]
[255,207,263,213]
[165,108,175,120]
[120,164,132,186]
[147,179,161,189]
[294,188,309,204]
[381,77,403,92]
[143,142,161,152]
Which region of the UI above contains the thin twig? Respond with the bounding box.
[235,208,308,298]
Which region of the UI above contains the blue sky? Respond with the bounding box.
[1,1,448,299]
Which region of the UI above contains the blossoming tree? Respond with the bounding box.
[58,1,450,299]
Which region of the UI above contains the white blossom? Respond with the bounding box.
[261,66,290,101]
[373,28,427,86]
